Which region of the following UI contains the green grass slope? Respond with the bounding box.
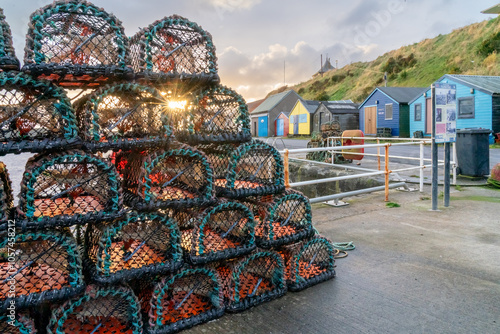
[278,17,500,103]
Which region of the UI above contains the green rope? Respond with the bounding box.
[331,241,355,251]
[487,177,500,188]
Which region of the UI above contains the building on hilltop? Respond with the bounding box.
[313,57,335,78]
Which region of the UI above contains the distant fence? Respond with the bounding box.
[279,137,456,204]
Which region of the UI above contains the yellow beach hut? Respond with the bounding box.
[289,100,320,135]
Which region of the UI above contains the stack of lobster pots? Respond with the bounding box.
[0,1,337,333]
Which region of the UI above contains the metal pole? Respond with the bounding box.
[385,144,390,202]
[284,149,290,188]
[431,84,439,211]
[452,142,457,185]
[420,141,424,192]
[377,138,381,171]
[444,143,450,207]
[330,138,334,165]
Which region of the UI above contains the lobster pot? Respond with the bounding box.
[22,0,132,88]
[75,83,171,152]
[118,145,214,210]
[198,140,284,199]
[244,189,314,249]
[215,251,286,313]
[0,162,13,229]
[0,313,37,334]
[84,211,183,284]
[0,72,78,155]
[278,235,336,292]
[17,150,123,229]
[147,268,224,334]
[47,285,143,334]
[175,85,251,144]
[130,15,218,84]
[173,201,255,265]
[0,230,85,311]
[0,9,20,71]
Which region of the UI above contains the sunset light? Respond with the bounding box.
[167,100,187,110]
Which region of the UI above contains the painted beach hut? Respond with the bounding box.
[288,100,320,136]
[312,100,359,133]
[275,112,290,137]
[359,87,426,137]
[250,90,301,137]
[409,74,500,142]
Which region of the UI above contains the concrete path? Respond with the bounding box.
[187,185,500,334]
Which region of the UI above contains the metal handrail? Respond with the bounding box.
[279,138,456,204]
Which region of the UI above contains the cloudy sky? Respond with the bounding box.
[1,0,497,101]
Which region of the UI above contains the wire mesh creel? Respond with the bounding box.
[130,14,218,85]
[215,250,286,313]
[198,139,285,199]
[119,144,215,211]
[0,162,13,229]
[0,8,20,71]
[174,85,251,145]
[0,230,85,311]
[22,0,132,88]
[47,284,143,334]
[74,83,171,152]
[0,72,79,155]
[84,211,183,285]
[17,149,123,229]
[0,313,37,334]
[278,235,336,292]
[146,268,224,334]
[244,189,314,249]
[173,200,256,265]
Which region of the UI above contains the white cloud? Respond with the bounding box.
[207,0,261,11]
[218,41,321,101]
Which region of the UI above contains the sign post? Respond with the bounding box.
[431,83,457,209]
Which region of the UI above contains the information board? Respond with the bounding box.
[433,83,457,143]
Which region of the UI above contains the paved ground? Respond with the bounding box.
[187,184,500,334]
[3,141,499,334]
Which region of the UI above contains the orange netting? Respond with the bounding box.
[147,186,195,200]
[0,263,67,298]
[214,179,261,189]
[34,196,104,217]
[101,240,165,274]
[181,228,239,255]
[296,261,326,280]
[153,291,211,325]
[60,315,131,334]
[235,273,272,300]
[254,221,297,239]
[38,73,109,87]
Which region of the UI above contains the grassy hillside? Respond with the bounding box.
[274,16,500,103]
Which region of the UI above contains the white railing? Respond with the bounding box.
[279,137,456,203]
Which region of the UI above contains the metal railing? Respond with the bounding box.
[279,136,456,203]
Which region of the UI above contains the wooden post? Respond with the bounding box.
[284,149,290,188]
